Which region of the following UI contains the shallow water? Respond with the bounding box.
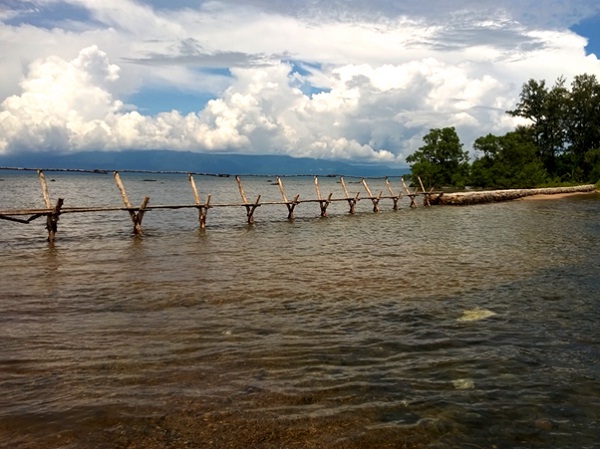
[1,172,599,448]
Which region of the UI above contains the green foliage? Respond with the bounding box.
[507,78,569,174]
[584,148,600,184]
[405,72,600,189]
[471,128,548,188]
[406,127,470,188]
[509,74,600,182]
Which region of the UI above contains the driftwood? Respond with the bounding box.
[432,185,597,205]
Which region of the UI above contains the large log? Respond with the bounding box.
[433,185,597,205]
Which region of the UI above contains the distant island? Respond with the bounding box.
[0,150,409,178]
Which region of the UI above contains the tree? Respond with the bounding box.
[564,74,600,181]
[471,127,548,189]
[509,74,600,182]
[406,127,470,188]
[507,78,569,175]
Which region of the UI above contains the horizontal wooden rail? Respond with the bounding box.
[0,170,437,241]
[0,193,430,216]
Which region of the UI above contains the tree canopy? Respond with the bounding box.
[406,127,470,188]
[471,127,548,189]
[508,74,600,183]
[406,72,600,188]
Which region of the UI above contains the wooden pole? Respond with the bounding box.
[189,173,201,205]
[417,176,431,207]
[277,176,299,220]
[314,176,332,217]
[189,174,211,229]
[361,178,381,212]
[385,177,401,210]
[134,196,150,235]
[45,198,63,242]
[402,177,418,208]
[235,176,260,224]
[38,170,52,209]
[340,176,359,214]
[114,171,149,235]
[38,170,64,242]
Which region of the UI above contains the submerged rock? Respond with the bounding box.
[451,378,475,390]
[457,309,496,322]
[534,417,556,431]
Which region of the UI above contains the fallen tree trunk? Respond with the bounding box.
[432,185,597,205]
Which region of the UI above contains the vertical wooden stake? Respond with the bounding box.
[361,178,381,212]
[46,198,64,242]
[114,171,149,235]
[134,196,150,235]
[340,176,359,214]
[38,170,52,209]
[385,177,401,210]
[189,173,201,205]
[236,175,249,203]
[38,170,63,242]
[189,174,211,229]
[314,176,331,217]
[417,176,431,207]
[236,176,260,224]
[402,177,418,208]
[277,176,299,220]
[200,195,211,229]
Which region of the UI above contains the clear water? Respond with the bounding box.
[1,171,599,448]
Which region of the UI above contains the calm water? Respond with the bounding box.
[0,171,599,448]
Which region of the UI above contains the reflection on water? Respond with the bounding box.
[1,173,599,448]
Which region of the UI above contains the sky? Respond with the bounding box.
[1,1,600,167]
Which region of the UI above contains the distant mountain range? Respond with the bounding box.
[0,150,409,177]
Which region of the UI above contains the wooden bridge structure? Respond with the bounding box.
[0,168,435,242]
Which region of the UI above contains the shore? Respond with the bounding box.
[433,185,598,205]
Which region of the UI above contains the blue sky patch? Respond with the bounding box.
[126,88,215,115]
[571,14,600,57]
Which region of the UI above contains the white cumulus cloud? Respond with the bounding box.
[1,0,600,165]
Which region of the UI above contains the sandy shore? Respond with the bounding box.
[520,190,599,201]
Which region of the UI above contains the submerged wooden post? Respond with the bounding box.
[361,179,382,212]
[417,176,432,207]
[340,177,360,214]
[38,170,64,242]
[114,171,149,235]
[385,177,402,210]
[402,177,418,208]
[277,176,300,220]
[235,176,261,224]
[314,176,332,217]
[189,174,211,229]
